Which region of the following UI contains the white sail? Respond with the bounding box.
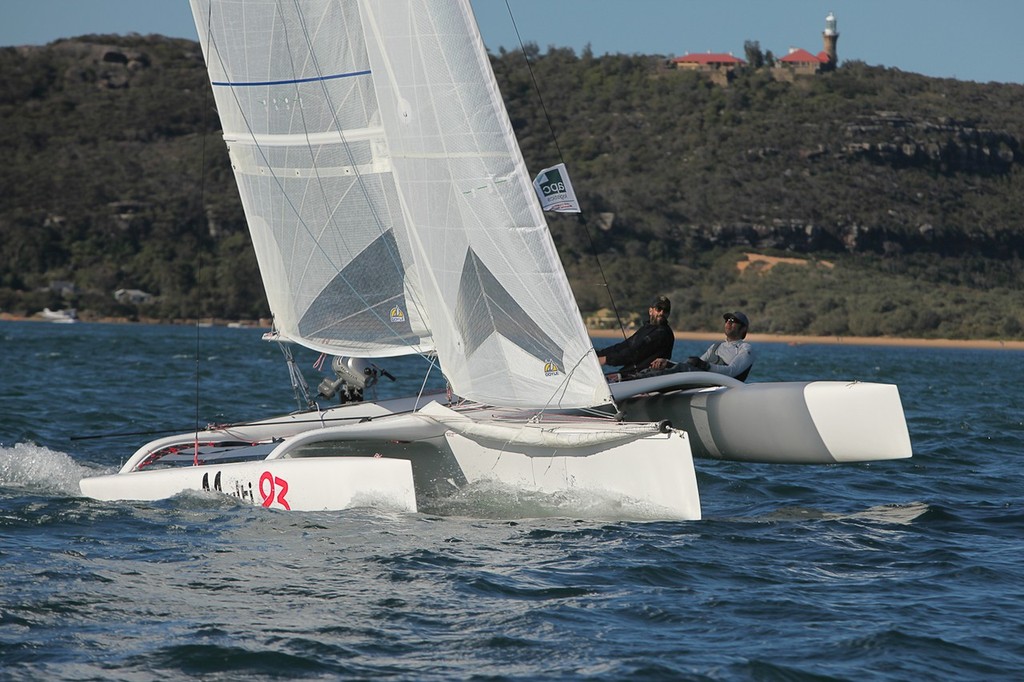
[191,0,610,409]
[190,0,433,358]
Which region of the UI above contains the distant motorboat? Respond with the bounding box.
[39,308,78,324]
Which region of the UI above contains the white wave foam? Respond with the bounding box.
[845,501,930,524]
[421,479,678,521]
[0,443,103,496]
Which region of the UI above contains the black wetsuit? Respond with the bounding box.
[599,320,674,374]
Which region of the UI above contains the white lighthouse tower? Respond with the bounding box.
[822,12,839,70]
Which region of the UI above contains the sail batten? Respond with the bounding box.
[191,0,610,408]
[211,69,372,87]
[224,128,385,146]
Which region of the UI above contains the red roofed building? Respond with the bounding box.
[672,52,747,71]
[672,52,746,86]
[777,47,827,76]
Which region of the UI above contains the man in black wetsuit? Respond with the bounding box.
[597,296,674,378]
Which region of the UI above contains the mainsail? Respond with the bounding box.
[191,0,610,409]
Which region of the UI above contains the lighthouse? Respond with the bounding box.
[822,12,839,70]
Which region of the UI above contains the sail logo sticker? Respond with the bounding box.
[538,167,566,196]
[390,305,406,323]
[544,360,562,376]
[532,163,580,213]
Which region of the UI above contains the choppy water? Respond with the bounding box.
[2,321,1022,680]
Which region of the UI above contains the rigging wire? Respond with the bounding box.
[500,0,629,342]
[279,340,317,411]
[193,0,216,466]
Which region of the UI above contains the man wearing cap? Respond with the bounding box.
[651,311,755,381]
[597,296,674,377]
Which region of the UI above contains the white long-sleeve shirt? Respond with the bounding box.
[700,339,755,379]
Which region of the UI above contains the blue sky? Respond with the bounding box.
[1,1,1021,85]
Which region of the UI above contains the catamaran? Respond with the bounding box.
[79,0,910,519]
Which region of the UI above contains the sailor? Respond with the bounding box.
[597,296,674,377]
[651,311,755,381]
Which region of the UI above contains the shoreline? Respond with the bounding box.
[4,313,1023,351]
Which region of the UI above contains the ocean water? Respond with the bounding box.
[1,321,1022,680]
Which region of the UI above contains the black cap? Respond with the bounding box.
[651,296,671,314]
[723,311,749,327]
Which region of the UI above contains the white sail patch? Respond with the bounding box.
[298,229,421,347]
[455,247,564,370]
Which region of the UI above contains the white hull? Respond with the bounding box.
[79,373,911,515]
[81,401,700,519]
[80,457,418,512]
[79,373,909,516]
[609,374,913,464]
[39,308,78,323]
[444,428,699,519]
[421,402,699,519]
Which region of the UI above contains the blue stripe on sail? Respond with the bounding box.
[211,70,371,87]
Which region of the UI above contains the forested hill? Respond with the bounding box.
[2,35,1023,339]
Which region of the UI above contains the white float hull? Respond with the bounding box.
[80,457,418,512]
[611,376,912,464]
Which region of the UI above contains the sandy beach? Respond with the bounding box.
[4,312,1022,351]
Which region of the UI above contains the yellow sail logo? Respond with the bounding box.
[544,361,561,376]
[390,305,406,323]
